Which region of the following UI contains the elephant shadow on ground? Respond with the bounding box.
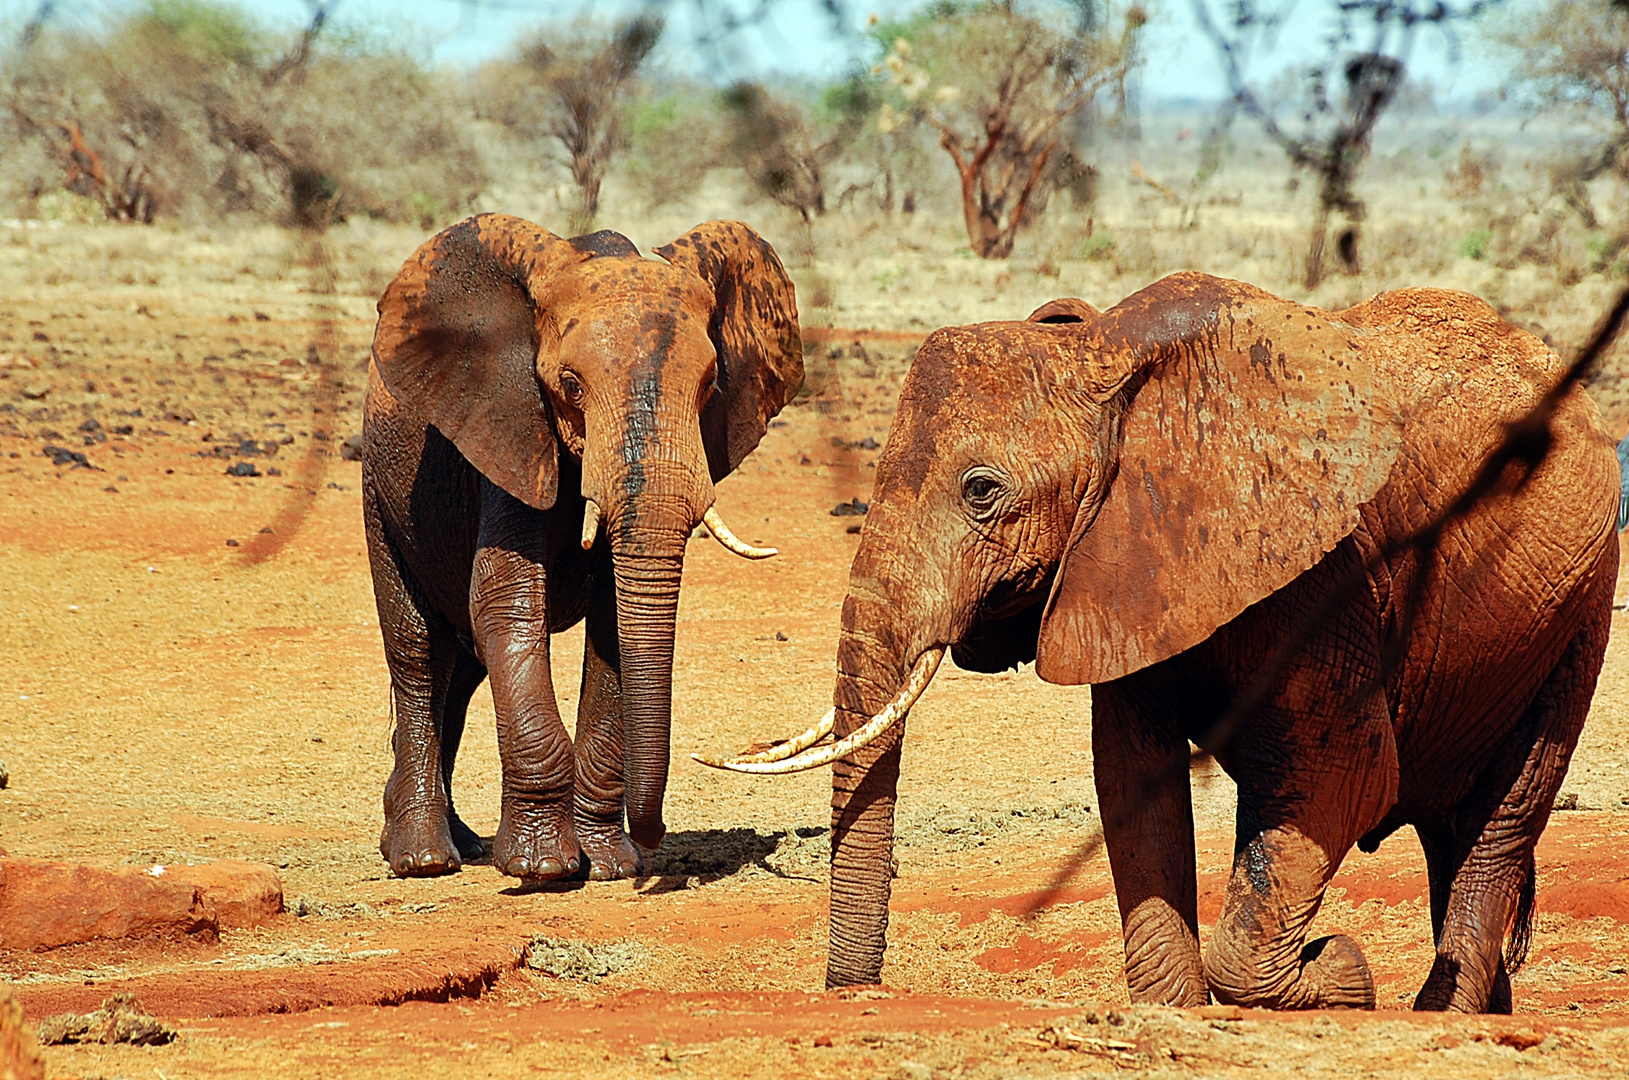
[479,826,831,896]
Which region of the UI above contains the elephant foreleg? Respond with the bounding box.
[573,562,644,880]
[472,483,579,881]
[1092,681,1206,1007]
[1204,692,1395,1007]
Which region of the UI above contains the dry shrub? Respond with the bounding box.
[622,87,724,211]
[720,79,872,222]
[0,1,482,228]
[474,15,662,233]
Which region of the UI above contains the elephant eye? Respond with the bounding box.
[961,469,1003,515]
[559,371,584,406]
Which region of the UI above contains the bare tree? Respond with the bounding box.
[874,2,1144,259]
[479,15,663,233]
[1193,0,1499,288]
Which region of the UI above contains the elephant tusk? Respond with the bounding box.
[691,708,835,768]
[703,506,777,560]
[580,499,601,550]
[692,649,944,775]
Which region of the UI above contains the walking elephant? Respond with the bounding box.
[701,273,1618,1012]
[366,213,801,882]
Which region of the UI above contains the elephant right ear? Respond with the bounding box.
[371,214,588,511]
[1034,273,1405,686]
[655,221,803,480]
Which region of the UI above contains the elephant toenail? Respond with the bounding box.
[536,857,565,878]
[507,858,530,877]
[589,864,612,881]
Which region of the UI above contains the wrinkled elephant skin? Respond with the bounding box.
[808,273,1616,1012]
[365,214,800,883]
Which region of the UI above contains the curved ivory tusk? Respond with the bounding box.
[693,649,944,775]
[580,499,601,550]
[691,709,835,768]
[703,506,777,560]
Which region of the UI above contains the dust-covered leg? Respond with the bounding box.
[472,482,579,881]
[440,652,488,861]
[573,563,643,880]
[1416,592,1609,1013]
[1092,679,1207,1007]
[368,487,463,878]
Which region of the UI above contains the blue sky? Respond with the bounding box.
[6,0,1510,102]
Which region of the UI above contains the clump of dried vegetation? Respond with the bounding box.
[1,0,1628,410]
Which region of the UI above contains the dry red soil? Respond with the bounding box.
[6,273,1629,1078]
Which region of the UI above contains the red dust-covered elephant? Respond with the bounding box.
[704,273,1618,1013]
[365,214,801,883]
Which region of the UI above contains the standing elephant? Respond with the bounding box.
[366,213,801,882]
[702,273,1618,1012]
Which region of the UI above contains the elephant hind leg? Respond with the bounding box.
[441,653,488,861]
[1415,592,1608,1014]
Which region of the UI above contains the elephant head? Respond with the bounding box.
[374,213,801,849]
[699,272,1404,986]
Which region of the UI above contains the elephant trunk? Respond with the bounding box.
[826,586,920,988]
[611,530,688,851]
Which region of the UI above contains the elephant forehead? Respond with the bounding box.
[557,257,714,313]
[882,323,1078,495]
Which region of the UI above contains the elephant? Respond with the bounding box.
[365,213,801,882]
[701,273,1619,1012]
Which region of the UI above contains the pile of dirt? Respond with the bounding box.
[35,994,174,1047]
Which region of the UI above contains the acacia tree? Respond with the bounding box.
[480,16,662,233]
[1497,0,1629,263]
[875,2,1145,259]
[1192,0,1500,288]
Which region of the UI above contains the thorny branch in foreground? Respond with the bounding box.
[1023,282,1629,918]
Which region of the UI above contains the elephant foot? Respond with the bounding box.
[1210,934,1374,1010]
[1414,953,1509,1013]
[379,810,462,878]
[448,806,486,861]
[576,817,643,881]
[1293,935,1376,1010]
[493,799,580,881]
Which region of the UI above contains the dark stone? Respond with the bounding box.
[225,461,260,477]
[830,498,869,517]
[41,445,90,468]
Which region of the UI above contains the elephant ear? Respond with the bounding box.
[372,213,589,510]
[1028,297,1101,324]
[655,221,803,480]
[1034,272,1405,686]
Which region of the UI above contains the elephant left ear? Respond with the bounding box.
[656,221,803,480]
[1034,272,1406,686]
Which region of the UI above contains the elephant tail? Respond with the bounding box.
[1504,849,1536,976]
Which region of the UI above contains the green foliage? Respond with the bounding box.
[140,0,265,68]
[1458,229,1492,260]
[624,87,721,209]
[1080,232,1116,260]
[405,191,447,230]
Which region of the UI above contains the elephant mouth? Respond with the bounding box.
[579,497,775,561]
[693,646,945,774]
